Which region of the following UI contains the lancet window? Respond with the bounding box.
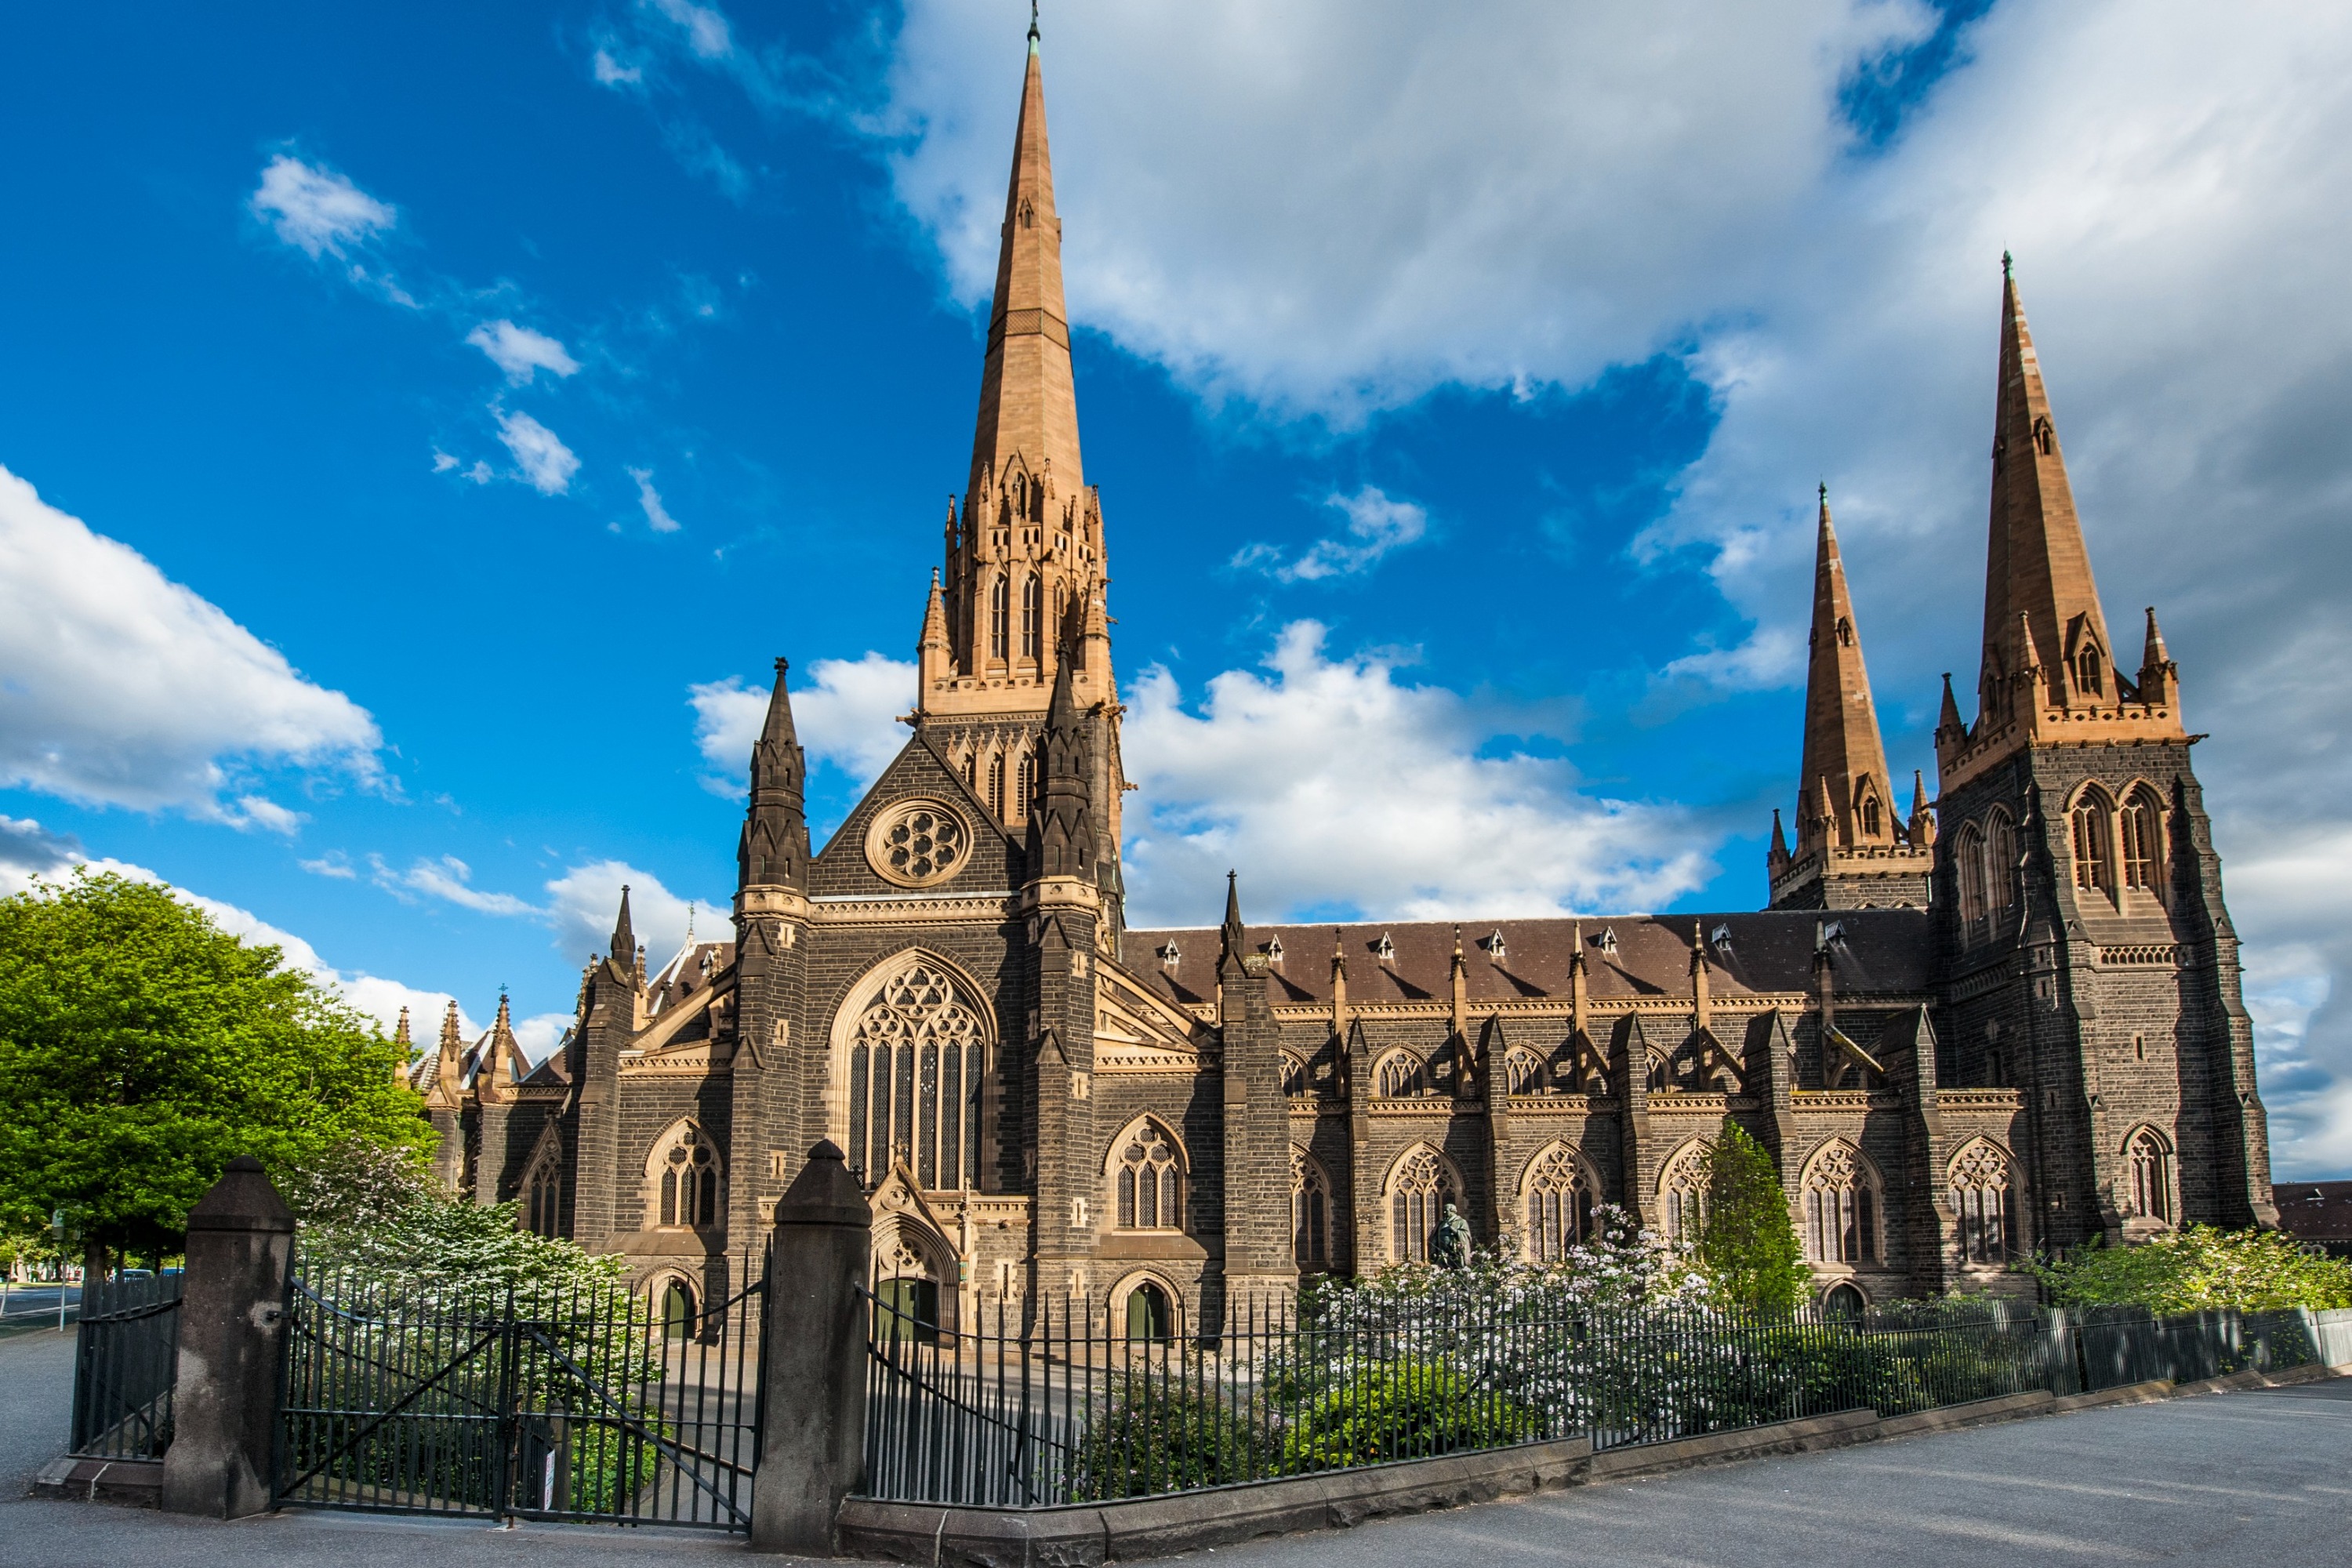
[1523,1145,1595,1262]
[1955,822,1987,927]
[522,1138,564,1239]
[1658,1142,1710,1245]
[844,960,987,1192]
[1014,748,1033,820]
[2120,787,2165,897]
[2071,788,2115,895]
[1293,1147,1330,1268]
[649,1122,720,1230]
[989,575,1009,662]
[1984,808,2017,916]
[1947,1140,2015,1263]
[1020,573,1042,661]
[1504,1048,1545,1095]
[1802,1141,1879,1265]
[2125,1127,2172,1223]
[1279,1052,1309,1099]
[987,755,1006,820]
[1376,1051,1432,1098]
[1115,1120,1185,1231]
[1388,1146,1461,1264]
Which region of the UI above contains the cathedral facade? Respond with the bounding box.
[407,26,2276,1330]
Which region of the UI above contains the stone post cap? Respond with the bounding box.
[183,1155,296,1234]
[773,1140,871,1230]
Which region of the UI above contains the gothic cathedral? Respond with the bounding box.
[408,25,2275,1329]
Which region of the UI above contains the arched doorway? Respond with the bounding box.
[660,1278,698,1340]
[1820,1282,1865,1323]
[874,1276,940,1345]
[1123,1280,1171,1341]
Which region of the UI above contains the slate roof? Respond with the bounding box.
[1117,909,1932,1011]
[2275,1181,2352,1243]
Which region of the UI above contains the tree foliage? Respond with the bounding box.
[0,872,430,1254]
[1697,1124,1809,1316]
[2025,1224,2352,1313]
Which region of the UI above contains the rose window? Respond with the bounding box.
[866,800,971,887]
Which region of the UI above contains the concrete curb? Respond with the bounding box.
[31,1455,163,1507]
[834,1367,2352,1563]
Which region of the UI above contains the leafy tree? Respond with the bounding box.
[0,871,430,1263]
[1697,1123,1809,1316]
[2025,1224,2352,1312]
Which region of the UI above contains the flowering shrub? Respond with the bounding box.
[2024,1225,2352,1312]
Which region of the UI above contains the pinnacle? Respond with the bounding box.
[1792,486,1896,856]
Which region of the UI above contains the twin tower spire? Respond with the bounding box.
[1770,261,2185,906]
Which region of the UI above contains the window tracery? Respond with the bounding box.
[844,960,986,1191]
[1658,1142,1710,1245]
[1802,1141,1878,1265]
[989,575,1009,662]
[866,800,972,888]
[1955,822,1987,927]
[648,1122,720,1230]
[1523,1145,1595,1262]
[2120,787,2165,897]
[1279,1052,1309,1099]
[1387,1146,1461,1264]
[1504,1047,1544,1095]
[2125,1127,2172,1223]
[1947,1140,2015,1263]
[1985,808,2017,916]
[522,1135,563,1238]
[2071,788,2115,895]
[1375,1051,1431,1098]
[1114,1120,1185,1231]
[1020,573,1042,661]
[1292,1147,1330,1268]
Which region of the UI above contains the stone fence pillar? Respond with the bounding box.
[750,1139,871,1555]
[160,1156,296,1519]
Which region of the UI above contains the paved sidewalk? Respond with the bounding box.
[10,1327,2352,1566]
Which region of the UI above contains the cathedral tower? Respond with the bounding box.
[1769,487,1935,909]
[916,20,1125,931]
[1931,259,2272,1244]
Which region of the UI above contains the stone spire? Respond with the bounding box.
[608,884,636,970]
[2138,604,2179,707]
[392,1006,412,1083]
[431,1000,464,1106]
[1792,486,1898,858]
[738,658,810,892]
[1978,258,2116,720]
[926,21,1116,726]
[1218,871,1245,969]
[1025,644,1096,881]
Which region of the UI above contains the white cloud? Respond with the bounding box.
[0,815,473,1047]
[593,47,644,88]
[0,466,382,822]
[249,154,396,260]
[1236,485,1430,583]
[648,0,737,63]
[373,854,539,916]
[1121,622,1711,927]
[495,408,581,495]
[543,860,713,968]
[627,466,682,532]
[690,653,913,795]
[466,320,581,385]
[298,851,357,879]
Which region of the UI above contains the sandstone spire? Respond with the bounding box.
[1795,487,1898,857]
[1980,257,2114,717]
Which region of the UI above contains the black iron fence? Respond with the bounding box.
[274,1258,766,1530]
[861,1293,2352,1508]
[68,1272,183,1460]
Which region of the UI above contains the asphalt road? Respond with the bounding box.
[6,1323,2350,1567]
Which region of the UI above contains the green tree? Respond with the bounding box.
[0,871,430,1264]
[1697,1123,1809,1316]
[2025,1224,2352,1312]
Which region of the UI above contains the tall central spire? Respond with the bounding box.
[967,24,1083,511]
[1795,487,1898,857]
[924,20,1112,724]
[1980,260,2114,717]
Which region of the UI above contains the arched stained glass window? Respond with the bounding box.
[1658,1142,1710,1245]
[1802,1142,1878,1264]
[651,1123,720,1229]
[1388,1147,1461,1264]
[844,961,986,1192]
[2071,789,2115,894]
[1523,1145,1595,1262]
[1293,1148,1330,1268]
[1948,1140,2015,1263]
[2126,1127,2172,1223]
[989,575,1010,662]
[1115,1121,1184,1231]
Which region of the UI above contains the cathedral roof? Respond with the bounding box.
[1120,909,1931,1009]
[648,938,736,1018]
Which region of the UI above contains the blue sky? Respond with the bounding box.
[5,2,2352,1177]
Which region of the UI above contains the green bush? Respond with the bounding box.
[1697,1127,1808,1316]
[2025,1225,2352,1313]
[1282,1356,1534,1472]
[1068,1381,1270,1500]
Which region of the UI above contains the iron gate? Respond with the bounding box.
[69,1272,184,1461]
[274,1257,767,1530]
